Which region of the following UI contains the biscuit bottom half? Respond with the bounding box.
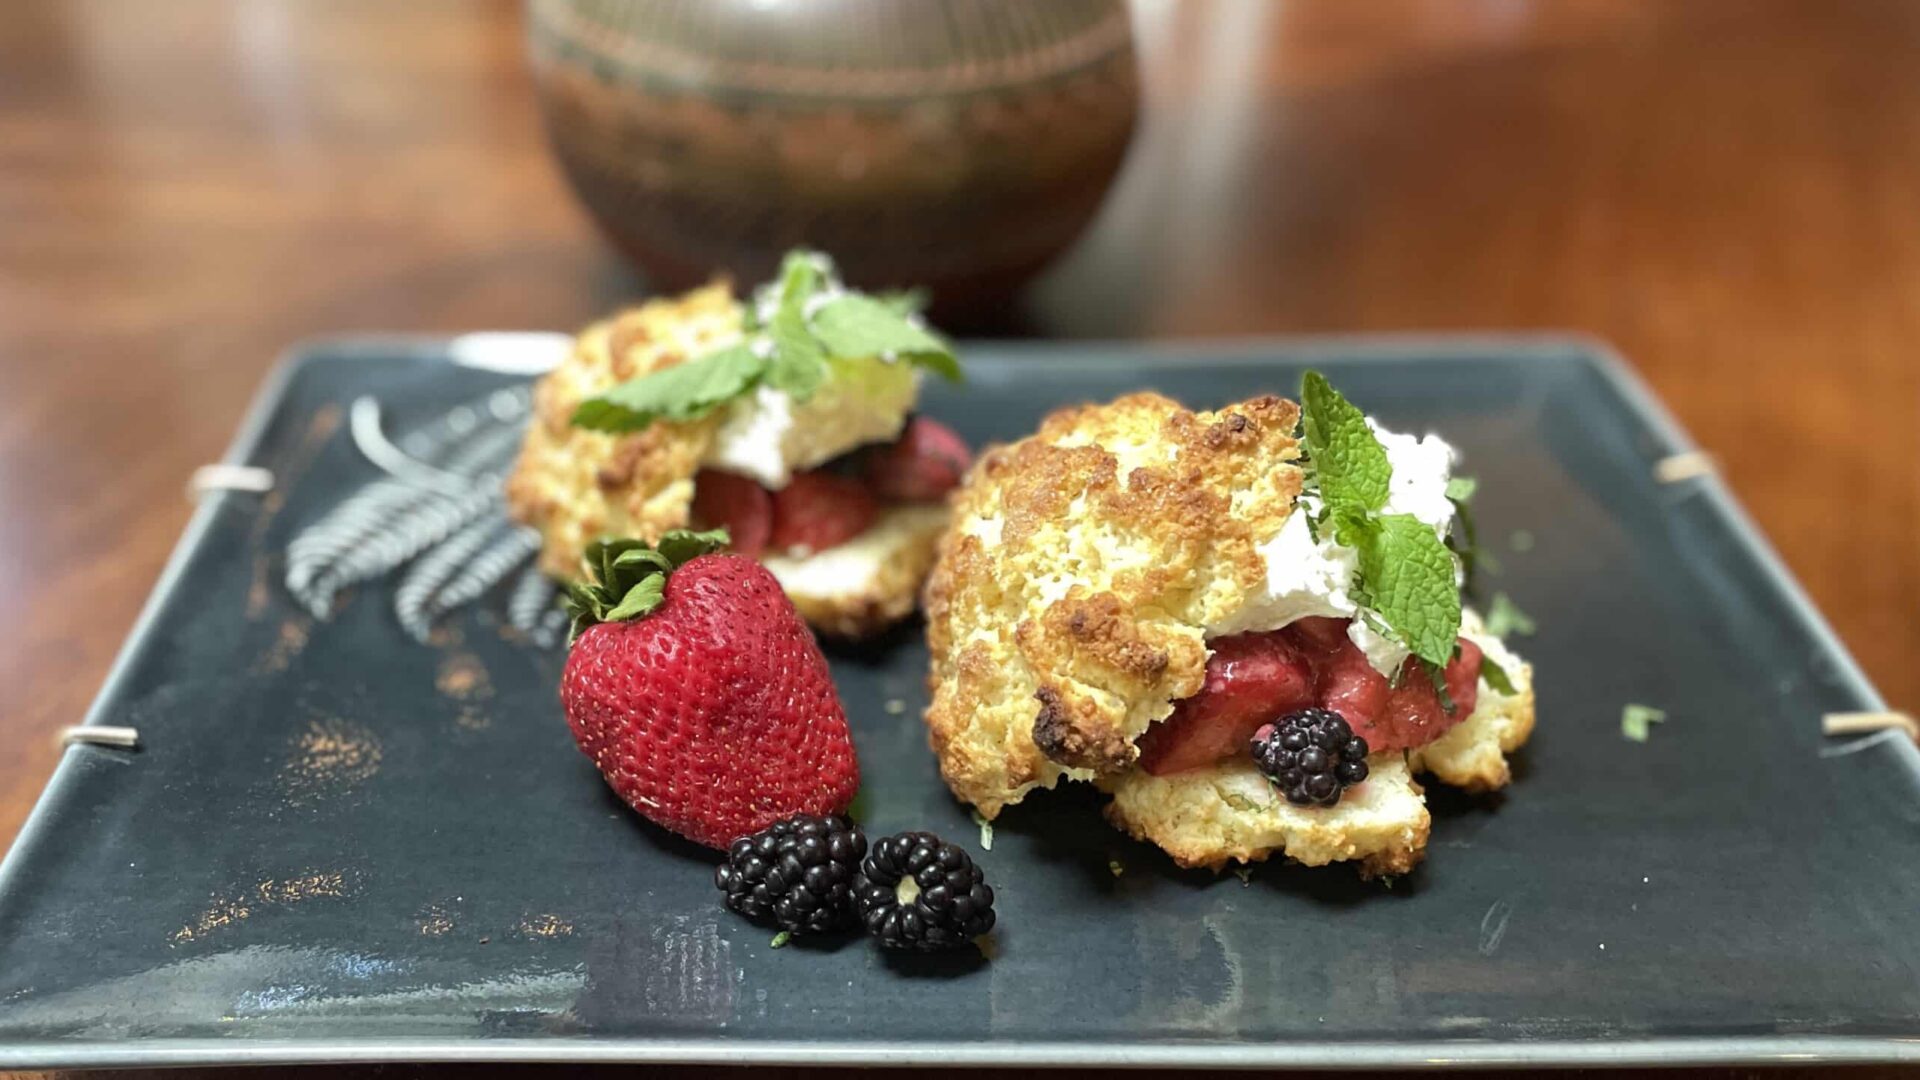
[764,505,948,639]
[1099,644,1536,874]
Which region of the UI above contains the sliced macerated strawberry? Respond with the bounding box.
[768,470,879,555]
[864,416,972,502]
[1290,623,1390,730]
[1137,631,1316,775]
[1351,638,1484,752]
[1285,615,1352,652]
[1142,619,1487,770]
[690,469,772,558]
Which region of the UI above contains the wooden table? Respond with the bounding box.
[2,1,1917,1076]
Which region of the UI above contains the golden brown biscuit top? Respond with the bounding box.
[505,283,743,579]
[923,392,1305,815]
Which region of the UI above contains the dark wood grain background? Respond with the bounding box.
[4,1,1918,1077]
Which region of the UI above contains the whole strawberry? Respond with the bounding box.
[560,530,860,848]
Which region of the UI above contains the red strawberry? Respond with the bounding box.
[1139,619,1487,772]
[1299,627,1482,753]
[1298,630,1391,731]
[1284,615,1352,652]
[768,470,878,555]
[559,533,859,848]
[1137,631,1315,775]
[690,469,772,558]
[864,416,972,502]
[1356,638,1483,752]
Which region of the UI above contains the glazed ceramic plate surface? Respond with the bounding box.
[1,337,1915,1070]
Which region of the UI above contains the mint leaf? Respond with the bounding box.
[1621,703,1666,743]
[1485,592,1535,637]
[772,249,824,311]
[1299,371,1390,512]
[1354,513,1462,667]
[1481,653,1517,695]
[875,288,929,317]
[1448,482,1495,592]
[759,251,833,400]
[571,344,764,433]
[572,249,965,435]
[765,303,828,400]
[971,808,994,851]
[812,294,961,382]
[1326,502,1378,550]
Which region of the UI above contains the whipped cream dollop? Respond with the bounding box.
[1209,418,1460,675]
[701,358,919,489]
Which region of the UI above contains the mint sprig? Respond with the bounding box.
[571,250,961,434]
[1297,371,1463,669]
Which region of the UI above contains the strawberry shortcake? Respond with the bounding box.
[922,378,1535,874]
[507,251,968,638]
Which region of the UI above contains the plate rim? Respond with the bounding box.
[3,1033,1920,1071]
[0,332,1909,1071]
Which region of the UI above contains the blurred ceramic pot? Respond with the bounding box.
[527,0,1137,309]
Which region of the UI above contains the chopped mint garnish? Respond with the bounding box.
[971,808,994,852]
[1485,592,1536,638]
[1445,474,1497,593]
[1297,372,1463,669]
[770,930,793,948]
[1232,866,1253,886]
[1380,875,1399,890]
[572,250,961,434]
[1108,858,1126,878]
[1481,654,1518,695]
[1221,790,1274,814]
[845,788,868,824]
[1621,704,1667,742]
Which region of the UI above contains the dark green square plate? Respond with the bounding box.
[1,336,1914,1069]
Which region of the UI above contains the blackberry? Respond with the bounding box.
[854,831,996,951]
[1250,708,1370,807]
[714,814,866,936]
